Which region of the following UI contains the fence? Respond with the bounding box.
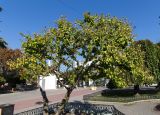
[15,102,124,115]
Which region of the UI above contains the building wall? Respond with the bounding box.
[39,74,57,90]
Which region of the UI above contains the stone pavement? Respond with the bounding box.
[88,100,160,115]
[0,87,103,114]
[1,87,160,115]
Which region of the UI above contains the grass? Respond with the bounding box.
[85,87,160,102]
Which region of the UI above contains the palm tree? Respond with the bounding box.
[0,37,7,48]
[0,7,7,48]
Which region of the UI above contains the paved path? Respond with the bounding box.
[89,100,160,115]
[2,88,160,115]
[0,87,103,114]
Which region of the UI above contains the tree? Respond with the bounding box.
[8,13,150,114]
[155,42,160,88]
[8,54,50,114]
[0,7,8,48]
[134,40,160,88]
[0,37,8,48]
[0,7,8,83]
[79,14,152,93]
[0,48,22,86]
[156,42,160,68]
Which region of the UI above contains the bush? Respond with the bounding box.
[107,79,118,89]
[101,88,135,97]
[0,76,6,85]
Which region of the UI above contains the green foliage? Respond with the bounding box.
[156,42,160,82]
[8,13,150,89]
[79,13,151,87]
[8,55,48,83]
[7,14,153,114]
[134,40,160,83]
[0,48,21,85]
[0,75,6,84]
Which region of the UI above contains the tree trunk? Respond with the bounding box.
[39,87,49,115]
[55,87,73,115]
[134,84,140,94]
[156,82,160,89]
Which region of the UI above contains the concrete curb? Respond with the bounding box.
[85,99,160,105]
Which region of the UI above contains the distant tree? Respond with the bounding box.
[157,42,160,47]
[156,43,160,64]
[0,48,22,86]
[155,42,160,88]
[8,13,151,114]
[134,40,160,88]
[0,7,8,48]
[0,7,7,83]
[0,37,8,48]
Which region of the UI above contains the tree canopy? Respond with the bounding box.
[134,40,160,84]
[8,13,152,114]
[0,48,21,84]
[0,37,8,48]
[0,7,8,48]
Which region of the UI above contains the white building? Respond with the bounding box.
[39,74,57,90]
[39,60,58,90]
[39,60,95,90]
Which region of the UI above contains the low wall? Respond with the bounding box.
[14,102,124,115]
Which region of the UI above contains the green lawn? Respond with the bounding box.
[85,88,160,102]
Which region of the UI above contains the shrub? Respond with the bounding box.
[107,79,118,89]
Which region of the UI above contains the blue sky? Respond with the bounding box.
[0,0,160,49]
